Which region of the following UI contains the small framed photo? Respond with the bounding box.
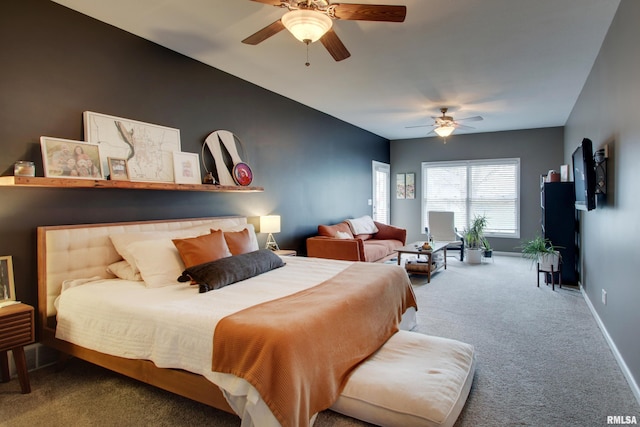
[107,158,130,181]
[0,256,16,302]
[172,152,201,185]
[40,137,104,179]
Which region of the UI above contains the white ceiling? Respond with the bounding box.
[52,0,620,140]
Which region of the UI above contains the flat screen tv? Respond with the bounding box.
[572,138,596,211]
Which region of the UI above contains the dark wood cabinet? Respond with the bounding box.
[540,180,577,285]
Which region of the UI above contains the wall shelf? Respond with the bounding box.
[0,176,263,193]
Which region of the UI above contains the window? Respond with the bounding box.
[421,158,520,238]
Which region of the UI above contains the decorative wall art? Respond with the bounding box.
[173,152,201,185]
[396,173,406,199]
[202,130,253,186]
[0,256,15,303]
[107,158,130,181]
[40,137,104,179]
[83,111,181,183]
[405,173,415,199]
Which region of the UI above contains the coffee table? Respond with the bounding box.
[396,241,448,283]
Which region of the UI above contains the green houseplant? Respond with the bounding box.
[519,235,562,272]
[464,215,488,264]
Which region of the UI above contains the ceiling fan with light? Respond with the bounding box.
[242,0,406,64]
[406,108,484,141]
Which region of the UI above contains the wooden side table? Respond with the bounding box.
[0,303,35,393]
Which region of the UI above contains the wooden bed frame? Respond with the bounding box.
[37,217,244,415]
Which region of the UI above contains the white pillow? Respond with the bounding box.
[110,228,208,274]
[335,231,352,239]
[107,260,143,281]
[127,238,185,288]
[346,215,379,235]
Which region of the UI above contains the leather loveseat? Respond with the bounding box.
[306,216,406,262]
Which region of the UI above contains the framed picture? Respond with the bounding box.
[396,173,406,199]
[172,152,201,185]
[405,173,415,199]
[233,162,253,186]
[107,157,130,181]
[40,137,104,179]
[0,256,15,302]
[83,111,181,183]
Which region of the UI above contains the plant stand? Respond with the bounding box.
[537,262,562,291]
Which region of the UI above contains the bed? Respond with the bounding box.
[37,216,420,426]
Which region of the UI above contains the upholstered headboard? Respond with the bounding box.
[37,216,247,331]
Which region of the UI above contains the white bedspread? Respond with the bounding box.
[55,256,416,426]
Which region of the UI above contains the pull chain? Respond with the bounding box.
[304,39,311,67]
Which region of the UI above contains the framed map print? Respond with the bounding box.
[83,111,181,183]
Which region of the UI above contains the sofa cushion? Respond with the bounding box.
[363,239,403,262]
[318,222,354,239]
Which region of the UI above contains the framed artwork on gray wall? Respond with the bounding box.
[405,173,415,199]
[83,111,181,183]
[172,151,201,185]
[40,137,104,179]
[396,173,406,199]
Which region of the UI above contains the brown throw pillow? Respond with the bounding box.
[172,229,232,268]
[213,228,254,255]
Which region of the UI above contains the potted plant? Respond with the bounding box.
[482,237,493,259]
[519,235,562,272]
[464,215,488,264]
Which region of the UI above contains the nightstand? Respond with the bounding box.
[0,303,35,393]
[274,249,297,257]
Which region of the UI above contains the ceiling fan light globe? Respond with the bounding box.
[281,9,332,43]
[434,125,455,138]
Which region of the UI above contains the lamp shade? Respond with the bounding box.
[434,125,455,138]
[259,215,281,234]
[281,9,332,43]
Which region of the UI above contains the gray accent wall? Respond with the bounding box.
[564,0,640,398]
[0,0,389,309]
[390,127,565,252]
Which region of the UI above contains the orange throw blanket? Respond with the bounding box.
[211,263,417,427]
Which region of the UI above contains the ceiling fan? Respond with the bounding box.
[406,108,484,140]
[242,0,407,64]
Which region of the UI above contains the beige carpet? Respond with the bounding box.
[1,255,638,426]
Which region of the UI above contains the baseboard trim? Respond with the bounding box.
[580,284,640,406]
[5,342,58,378]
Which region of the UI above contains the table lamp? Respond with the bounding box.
[260,215,281,251]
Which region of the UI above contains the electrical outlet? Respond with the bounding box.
[602,289,607,305]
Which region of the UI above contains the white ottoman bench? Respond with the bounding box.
[332,331,476,427]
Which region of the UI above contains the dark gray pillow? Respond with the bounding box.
[178,249,285,293]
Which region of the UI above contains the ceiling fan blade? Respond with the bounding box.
[320,28,351,61]
[455,124,476,130]
[332,4,407,22]
[405,124,436,129]
[242,20,285,45]
[457,115,483,123]
[249,0,284,5]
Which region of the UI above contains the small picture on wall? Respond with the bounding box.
[173,152,201,185]
[0,256,15,302]
[405,173,415,199]
[107,158,130,181]
[40,137,104,179]
[396,173,406,199]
